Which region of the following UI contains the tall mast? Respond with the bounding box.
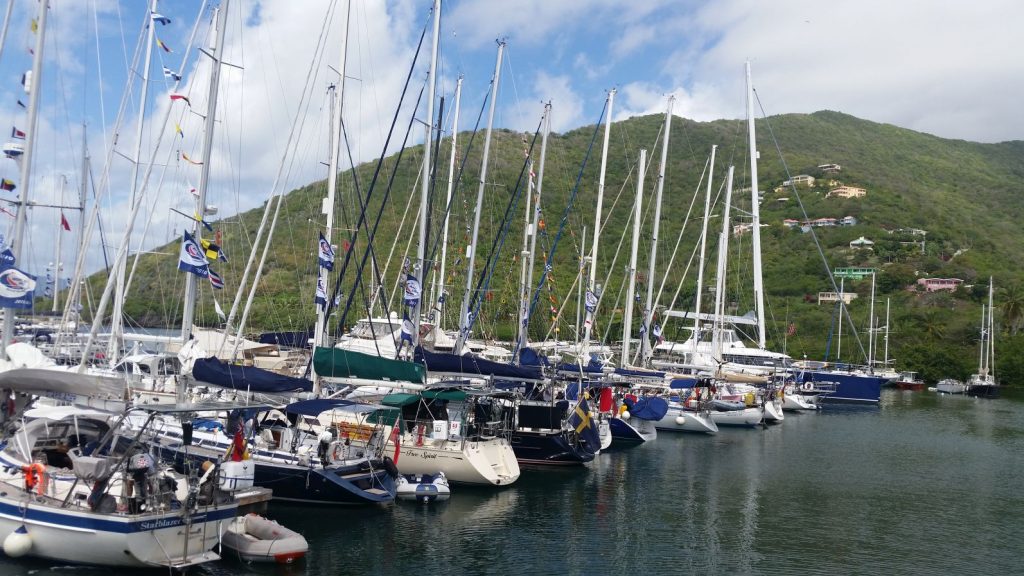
[867,271,876,370]
[640,97,672,364]
[312,0,351,396]
[693,145,717,336]
[108,0,160,362]
[454,40,504,353]
[745,61,766,349]
[711,166,735,364]
[72,124,88,319]
[517,102,550,357]
[621,149,646,366]
[51,175,66,313]
[181,0,230,341]
[883,297,890,368]
[0,0,14,66]
[581,88,615,360]
[432,75,462,331]
[1,0,48,358]
[411,0,441,347]
[988,277,995,379]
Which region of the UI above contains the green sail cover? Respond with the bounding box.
[313,347,426,384]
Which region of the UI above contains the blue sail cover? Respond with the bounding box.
[626,396,669,421]
[258,330,313,349]
[192,357,313,393]
[415,347,543,381]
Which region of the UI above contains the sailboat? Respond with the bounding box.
[967,278,999,398]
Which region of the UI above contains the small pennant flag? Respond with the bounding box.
[208,269,224,289]
[169,93,190,106]
[60,213,70,231]
[200,238,222,260]
[585,289,598,313]
[0,179,15,192]
[16,100,25,109]
[180,152,203,165]
[163,67,182,82]
[10,127,25,139]
[151,12,171,25]
[156,37,172,53]
[30,19,37,33]
[314,274,327,308]
[194,212,213,232]
[400,313,414,343]
[175,123,184,139]
[214,298,226,321]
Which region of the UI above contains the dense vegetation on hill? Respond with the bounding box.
[63,110,1024,385]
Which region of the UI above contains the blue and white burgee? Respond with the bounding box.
[177,231,209,278]
[403,274,421,307]
[317,232,335,271]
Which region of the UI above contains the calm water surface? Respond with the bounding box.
[3,389,1022,575]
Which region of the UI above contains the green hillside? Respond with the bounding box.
[65,110,1024,386]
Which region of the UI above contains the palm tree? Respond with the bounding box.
[1000,283,1024,336]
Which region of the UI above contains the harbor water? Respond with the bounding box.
[2,388,1022,575]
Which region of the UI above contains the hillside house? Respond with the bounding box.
[849,236,874,249]
[812,217,837,227]
[916,278,963,292]
[840,216,858,226]
[782,175,815,187]
[733,223,753,236]
[783,218,801,228]
[818,163,842,173]
[818,292,858,305]
[827,186,867,199]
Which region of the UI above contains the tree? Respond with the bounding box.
[1001,283,1024,336]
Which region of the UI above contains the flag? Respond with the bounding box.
[584,289,597,313]
[0,264,37,309]
[652,323,664,344]
[175,123,184,139]
[194,213,213,232]
[314,274,327,308]
[317,232,334,271]
[400,313,414,343]
[187,183,197,196]
[0,179,14,192]
[169,93,190,106]
[214,298,226,322]
[156,37,171,53]
[200,238,223,260]
[163,67,182,82]
[177,230,209,277]
[60,213,70,231]
[567,395,600,451]
[181,152,203,165]
[10,127,25,139]
[30,19,37,33]
[16,100,25,109]
[403,274,421,307]
[151,12,171,25]
[208,269,224,289]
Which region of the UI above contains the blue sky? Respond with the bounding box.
[0,0,1021,283]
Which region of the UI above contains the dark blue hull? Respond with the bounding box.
[799,371,888,403]
[510,430,597,465]
[608,417,646,444]
[152,439,396,505]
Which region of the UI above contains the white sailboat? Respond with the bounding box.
[967,278,999,397]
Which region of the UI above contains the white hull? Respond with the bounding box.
[782,388,819,411]
[710,407,763,427]
[762,399,785,422]
[391,435,519,486]
[655,404,719,434]
[936,379,967,394]
[0,495,231,568]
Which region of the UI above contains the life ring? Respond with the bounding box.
[802,382,813,392]
[330,442,346,462]
[22,462,45,494]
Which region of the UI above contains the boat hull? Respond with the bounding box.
[655,404,718,434]
[710,407,763,427]
[0,494,234,568]
[510,430,597,465]
[894,381,926,391]
[393,436,520,486]
[967,384,999,398]
[799,371,887,403]
[608,417,657,445]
